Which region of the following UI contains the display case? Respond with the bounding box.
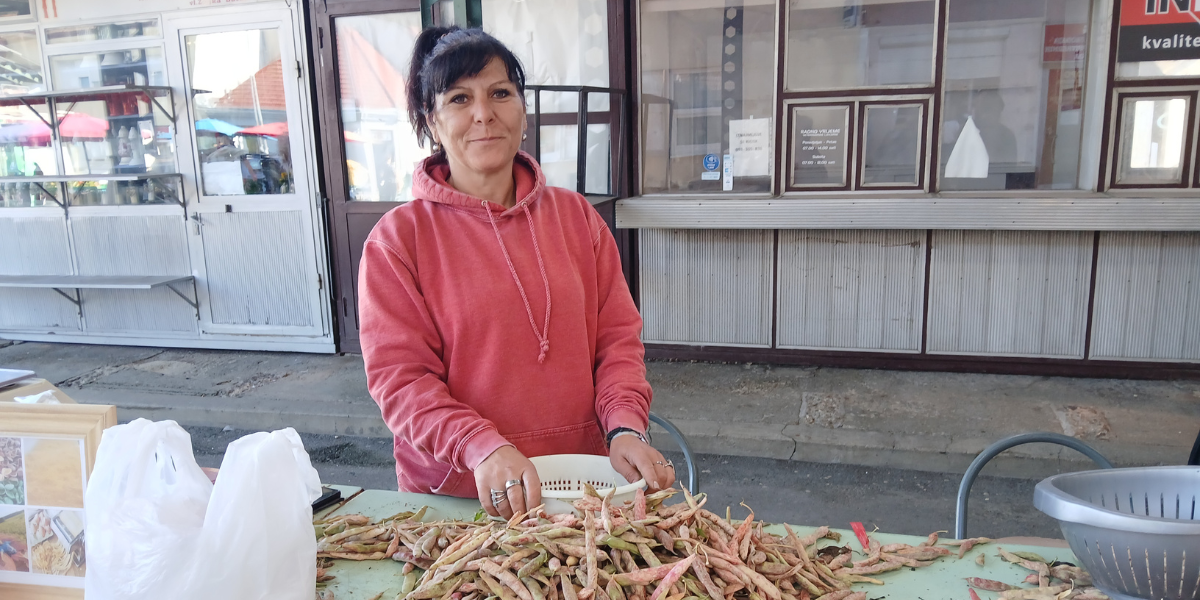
[49,47,168,94]
[0,174,181,209]
[0,84,180,211]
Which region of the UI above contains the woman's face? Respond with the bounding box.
[428,57,526,180]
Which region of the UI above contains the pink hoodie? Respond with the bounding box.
[359,151,651,497]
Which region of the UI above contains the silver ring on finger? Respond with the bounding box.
[505,479,524,490]
[654,461,665,466]
[665,459,674,469]
[490,489,508,506]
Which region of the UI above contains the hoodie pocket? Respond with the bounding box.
[507,420,608,458]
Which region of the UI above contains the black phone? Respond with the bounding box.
[312,486,342,513]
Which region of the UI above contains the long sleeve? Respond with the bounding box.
[588,212,653,434]
[358,237,511,472]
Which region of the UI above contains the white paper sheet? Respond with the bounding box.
[730,118,771,177]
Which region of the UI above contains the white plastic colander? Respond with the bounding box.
[1034,466,1200,600]
[529,454,646,514]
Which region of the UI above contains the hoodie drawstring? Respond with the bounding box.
[484,200,552,363]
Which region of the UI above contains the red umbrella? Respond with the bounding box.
[59,113,111,139]
[238,121,365,143]
[237,121,289,137]
[0,113,109,144]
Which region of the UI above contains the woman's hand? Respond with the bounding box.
[609,435,675,493]
[474,445,542,519]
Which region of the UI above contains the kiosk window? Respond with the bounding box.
[789,99,928,192]
[638,0,1104,195]
[787,0,936,91]
[940,0,1091,191]
[1114,95,1191,186]
[862,104,923,187]
[45,19,160,45]
[0,0,31,20]
[791,105,850,188]
[639,1,776,193]
[334,12,426,202]
[186,29,294,196]
[0,29,43,96]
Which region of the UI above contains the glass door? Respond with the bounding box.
[167,7,331,342]
[311,0,424,352]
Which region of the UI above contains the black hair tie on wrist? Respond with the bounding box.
[605,427,647,448]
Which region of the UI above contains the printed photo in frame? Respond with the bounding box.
[0,403,116,600]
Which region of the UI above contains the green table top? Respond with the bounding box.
[319,488,1076,600]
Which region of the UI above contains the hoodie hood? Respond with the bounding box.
[412,150,546,217]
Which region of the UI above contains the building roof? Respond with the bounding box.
[215,59,287,111]
[213,28,405,114]
[335,27,406,111]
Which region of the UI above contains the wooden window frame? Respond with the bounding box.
[1097,1,1200,191]
[637,0,1132,197]
[784,101,854,192]
[782,96,932,193]
[857,99,930,192]
[1106,88,1199,189]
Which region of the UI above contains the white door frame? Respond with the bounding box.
[164,5,331,339]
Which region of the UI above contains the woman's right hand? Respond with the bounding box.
[474,445,542,519]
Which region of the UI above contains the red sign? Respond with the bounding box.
[1044,24,1088,62]
[1118,0,1200,62]
[1121,0,1200,27]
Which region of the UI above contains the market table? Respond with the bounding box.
[317,487,1077,600]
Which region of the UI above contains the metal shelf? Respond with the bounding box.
[0,84,176,127]
[0,173,185,217]
[0,173,182,183]
[0,84,172,102]
[0,274,199,318]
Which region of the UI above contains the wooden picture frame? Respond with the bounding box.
[0,403,116,600]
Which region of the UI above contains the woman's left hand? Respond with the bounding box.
[609,435,675,493]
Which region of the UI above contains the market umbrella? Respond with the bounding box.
[0,121,47,144]
[0,113,109,144]
[237,121,289,137]
[195,118,241,136]
[239,121,364,143]
[59,113,111,139]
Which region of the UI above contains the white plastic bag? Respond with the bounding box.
[195,429,323,599]
[945,115,990,178]
[86,420,322,600]
[12,389,61,403]
[85,419,213,600]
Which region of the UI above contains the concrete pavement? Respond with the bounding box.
[1,340,1197,479]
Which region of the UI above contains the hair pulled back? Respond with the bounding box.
[406,27,527,150]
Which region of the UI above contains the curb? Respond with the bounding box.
[69,388,1185,479]
[71,387,393,438]
[650,418,1180,480]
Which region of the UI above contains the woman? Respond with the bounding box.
[359,26,673,519]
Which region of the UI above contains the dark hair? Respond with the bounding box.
[406,27,526,150]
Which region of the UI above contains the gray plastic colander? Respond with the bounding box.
[1034,466,1200,600]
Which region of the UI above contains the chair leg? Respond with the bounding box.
[955,432,1113,540]
[648,412,699,495]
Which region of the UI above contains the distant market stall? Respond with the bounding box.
[0,0,334,353]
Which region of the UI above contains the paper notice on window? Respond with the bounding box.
[730,118,771,177]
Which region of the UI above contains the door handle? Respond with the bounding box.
[190,213,202,235]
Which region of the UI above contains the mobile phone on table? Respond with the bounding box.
[312,486,342,513]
